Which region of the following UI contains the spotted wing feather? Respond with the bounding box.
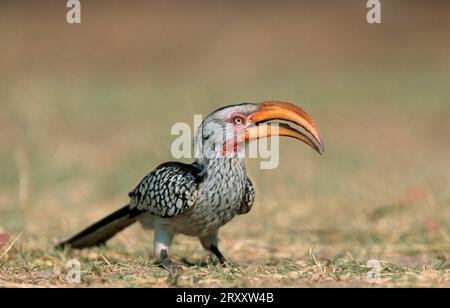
[238,177,255,215]
[129,162,203,218]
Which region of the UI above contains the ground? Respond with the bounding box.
[0,1,449,287]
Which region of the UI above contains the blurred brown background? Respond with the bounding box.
[0,0,449,286]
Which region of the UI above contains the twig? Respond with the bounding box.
[0,231,24,260]
[101,254,112,266]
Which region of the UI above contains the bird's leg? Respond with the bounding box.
[153,223,178,270]
[210,245,226,264]
[200,231,227,265]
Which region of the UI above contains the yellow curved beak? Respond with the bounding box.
[243,101,324,155]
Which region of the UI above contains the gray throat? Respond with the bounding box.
[196,157,248,207]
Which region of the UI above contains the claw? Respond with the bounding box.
[158,259,182,272]
[156,249,183,272]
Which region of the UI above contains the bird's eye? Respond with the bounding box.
[233,116,245,126]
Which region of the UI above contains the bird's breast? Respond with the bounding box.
[169,159,248,236]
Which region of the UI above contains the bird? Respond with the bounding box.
[57,101,324,267]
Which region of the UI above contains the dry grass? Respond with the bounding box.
[0,1,449,287]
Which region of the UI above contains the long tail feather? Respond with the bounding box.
[56,205,140,249]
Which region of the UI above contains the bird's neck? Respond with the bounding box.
[200,157,247,181]
[193,129,247,179]
[195,140,247,172]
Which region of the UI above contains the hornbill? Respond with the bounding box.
[57,101,324,267]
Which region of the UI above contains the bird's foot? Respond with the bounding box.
[156,250,183,272]
[180,258,197,267]
[201,255,236,268]
[180,256,237,268]
[218,258,237,268]
[209,245,236,267]
[158,259,183,272]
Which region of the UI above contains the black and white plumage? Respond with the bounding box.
[239,176,255,215]
[57,101,324,266]
[128,162,204,218]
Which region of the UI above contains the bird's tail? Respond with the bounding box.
[56,205,141,250]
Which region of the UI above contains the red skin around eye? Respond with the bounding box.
[227,112,247,127]
[222,112,247,156]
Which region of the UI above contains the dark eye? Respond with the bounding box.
[233,116,245,126]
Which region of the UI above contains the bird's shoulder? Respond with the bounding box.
[128,161,205,217]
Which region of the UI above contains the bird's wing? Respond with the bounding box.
[128,162,204,218]
[238,177,255,215]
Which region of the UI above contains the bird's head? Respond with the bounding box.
[195,100,324,162]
